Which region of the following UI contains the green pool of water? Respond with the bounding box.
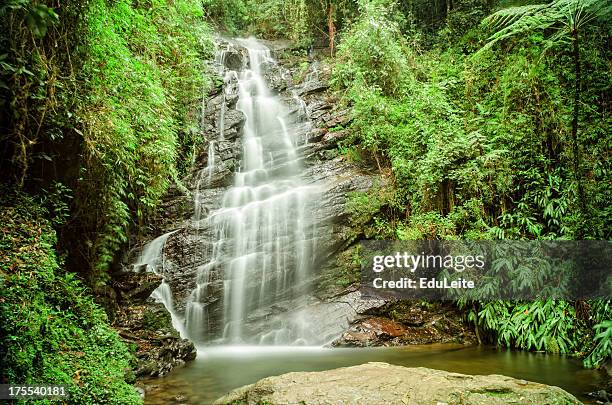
[144,344,607,404]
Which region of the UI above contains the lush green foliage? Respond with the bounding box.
[202,0,357,48]
[467,300,578,353]
[1,0,214,284]
[333,0,410,95]
[583,300,612,368]
[1,0,215,397]
[0,191,141,404]
[332,0,610,366]
[480,0,611,53]
[77,0,214,283]
[1,0,609,385]
[0,0,80,186]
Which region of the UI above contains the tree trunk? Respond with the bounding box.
[328,4,335,57]
[572,29,586,223]
[473,304,482,345]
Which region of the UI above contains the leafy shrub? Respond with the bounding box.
[0,192,141,404]
[74,0,214,284]
[332,0,610,363]
[467,300,577,353]
[333,0,410,96]
[1,0,214,285]
[583,300,612,368]
[202,0,251,33]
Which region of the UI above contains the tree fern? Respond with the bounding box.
[478,0,610,53]
[477,0,610,227]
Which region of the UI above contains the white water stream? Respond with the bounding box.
[136,230,186,337]
[135,38,321,347]
[185,38,320,345]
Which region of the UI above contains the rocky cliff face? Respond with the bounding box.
[114,37,386,363]
[115,38,474,374]
[133,38,385,346]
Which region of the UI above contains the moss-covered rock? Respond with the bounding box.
[215,362,581,405]
[113,301,196,377]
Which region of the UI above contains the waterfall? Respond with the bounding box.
[136,231,186,337]
[134,38,323,347]
[184,38,321,345]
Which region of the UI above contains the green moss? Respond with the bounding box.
[481,390,512,398]
[0,192,141,404]
[317,245,363,295]
[142,307,173,332]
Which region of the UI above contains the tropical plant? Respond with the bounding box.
[479,0,612,224]
[583,300,612,368]
[0,191,141,404]
[332,0,409,96]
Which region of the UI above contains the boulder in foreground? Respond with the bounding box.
[215,362,580,405]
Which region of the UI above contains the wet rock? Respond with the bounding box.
[113,271,163,304]
[215,362,581,405]
[133,336,196,377]
[152,186,194,232]
[334,317,409,348]
[332,302,476,347]
[135,386,145,400]
[307,100,331,115]
[245,290,388,345]
[322,129,348,146]
[207,75,224,97]
[586,389,610,402]
[296,79,329,96]
[132,263,148,273]
[222,110,246,137]
[296,127,326,145]
[360,317,406,337]
[324,108,352,128]
[261,62,291,93]
[114,301,196,378]
[217,44,245,71]
[201,87,245,144]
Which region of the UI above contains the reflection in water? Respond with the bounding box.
[144,345,605,404]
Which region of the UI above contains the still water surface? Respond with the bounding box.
[144,344,606,404]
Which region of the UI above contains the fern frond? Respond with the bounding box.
[476,0,611,57]
[482,4,549,31]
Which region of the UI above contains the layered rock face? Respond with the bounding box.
[119,37,479,362]
[214,362,581,405]
[333,301,476,347]
[122,38,383,348]
[112,271,196,378]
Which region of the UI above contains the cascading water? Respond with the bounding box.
[136,231,186,337]
[184,38,321,345]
